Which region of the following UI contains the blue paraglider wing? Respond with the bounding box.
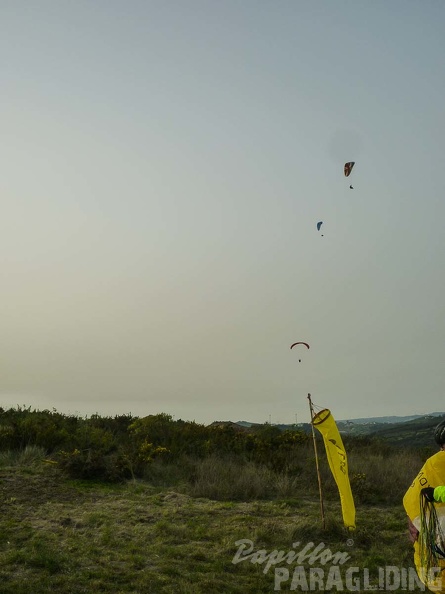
[317,221,323,231]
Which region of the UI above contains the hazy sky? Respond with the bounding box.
[1,1,444,424]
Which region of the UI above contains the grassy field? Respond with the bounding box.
[0,453,423,594]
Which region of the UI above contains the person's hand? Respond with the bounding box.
[421,487,436,502]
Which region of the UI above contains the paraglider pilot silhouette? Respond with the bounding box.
[290,342,310,363]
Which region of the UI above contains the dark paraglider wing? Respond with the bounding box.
[317,221,323,231]
[290,342,310,350]
[344,162,355,177]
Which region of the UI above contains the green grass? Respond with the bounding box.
[0,459,421,593]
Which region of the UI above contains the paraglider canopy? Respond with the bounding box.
[344,162,355,177]
[290,341,310,363]
[316,221,323,231]
[290,342,310,350]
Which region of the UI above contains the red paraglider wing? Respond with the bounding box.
[344,162,355,177]
[290,342,310,350]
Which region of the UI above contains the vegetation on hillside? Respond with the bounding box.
[0,406,439,592]
[0,406,436,503]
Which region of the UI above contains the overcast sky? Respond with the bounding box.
[1,1,444,425]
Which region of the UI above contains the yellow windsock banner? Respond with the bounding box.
[312,408,356,530]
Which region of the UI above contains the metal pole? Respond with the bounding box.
[308,393,326,529]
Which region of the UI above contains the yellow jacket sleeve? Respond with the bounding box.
[434,486,445,502]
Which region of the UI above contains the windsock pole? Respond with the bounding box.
[308,393,326,529]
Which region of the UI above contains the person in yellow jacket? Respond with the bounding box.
[403,420,445,592]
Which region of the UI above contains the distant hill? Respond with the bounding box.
[334,413,445,445]
[224,412,445,448]
[337,412,445,425]
[366,415,445,448]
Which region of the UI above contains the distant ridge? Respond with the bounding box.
[337,412,445,425]
[233,412,445,429]
[218,412,445,447]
